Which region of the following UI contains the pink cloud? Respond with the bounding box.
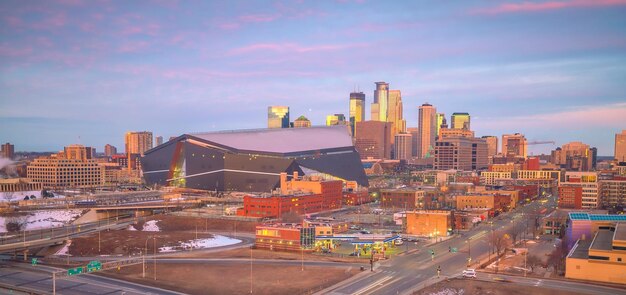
[0,44,33,57]
[117,41,149,53]
[238,14,280,23]
[473,0,626,15]
[227,42,368,55]
[218,22,241,30]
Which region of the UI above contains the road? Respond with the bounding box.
[320,195,626,295]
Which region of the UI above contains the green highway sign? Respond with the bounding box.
[68,267,84,276]
[87,261,102,272]
[451,247,458,253]
[31,258,37,266]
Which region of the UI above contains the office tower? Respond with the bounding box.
[293,116,311,128]
[417,103,437,158]
[616,130,626,162]
[155,136,164,146]
[551,142,595,171]
[104,144,117,157]
[371,82,389,121]
[125,131,153,156]
[63,144,94,161]
[482,136,498,157]
[1,143,14,159]
[326,114,346,126]
[434,137,488,171]
[394,133,412,160]
[451,112,470,130]
[268,106,290,128]
[355,121,392,159]
[407,127,418,158]
[387,90,406,137]
[349,92,365,135]
[502,133,527,158]
[436,113,445,138]
[27,156,105,188]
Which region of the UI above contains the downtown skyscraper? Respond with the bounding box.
[267,106,290,128]
[371,82,389,122]
[125,131,153,156]
[417,103,437,158]
[349,92,365,135]
[388,90,406,136]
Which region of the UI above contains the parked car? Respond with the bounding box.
[394,239,403,245]
[350,225,361,230]
[359,230,371,234]
[462,269,477,278]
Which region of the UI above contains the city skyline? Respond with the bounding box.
[1,0,626,154]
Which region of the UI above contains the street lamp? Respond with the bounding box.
[143,236,157,279]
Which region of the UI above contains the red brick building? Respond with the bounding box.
[558,185,583,209]
[343,189,370,206]
[238,172,343,218]
[508,184,539,201]
[255,224,315,251]
[381,189,425,210]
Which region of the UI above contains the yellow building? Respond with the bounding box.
[456,195,494,210]
[480,171,512,185]
[566,222,626,284]
[405,210,452,237]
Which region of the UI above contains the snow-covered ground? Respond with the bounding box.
[0,209,83,233]
[55,241,71,256]
[159,235,241,253]
[142,220,160,232]
[0,191,42,202]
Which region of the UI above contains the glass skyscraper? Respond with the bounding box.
[268,106,290,128]
[349,92,365,135]
[451,112,470,130]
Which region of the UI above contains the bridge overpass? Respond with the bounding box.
[73,204,182,224]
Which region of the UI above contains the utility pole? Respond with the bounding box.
[153,237,157,280]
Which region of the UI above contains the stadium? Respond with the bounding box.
[140,125,368,192]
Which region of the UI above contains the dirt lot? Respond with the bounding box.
[171,247,367,264]
[66,214,257,256]
[415,278,585,295]
[101,263,358,295]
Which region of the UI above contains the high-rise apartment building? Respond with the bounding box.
[482,136,498,158]
[551,141,595,171]
[387,90,406,137]
[394,133,412,161]
[502,133,527,158]
[600,178,626,209]
[125,131,153,156]
[371,82,389,122]
[293,116,311,128]
[1,143,14,159]
[451,112,470,130]
[63,144,94,161]
[434,136,488,171]
[268,106,290,129]
[616,130,626,162]
[104,144,117,157]
[349,92,365,135]
[407,127,418,158]
[355,121,392,159]
[417,103,437,158]
[155,136,164,146]
[326,114,346,126]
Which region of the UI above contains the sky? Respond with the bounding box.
[0,0,625,156]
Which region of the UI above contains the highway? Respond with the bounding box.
[320,195,626,295]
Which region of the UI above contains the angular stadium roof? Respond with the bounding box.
[190,125,354,155]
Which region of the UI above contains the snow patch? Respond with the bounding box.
[0,209,83,233]
[427,289,464,295]
[142,220,160,232]
[55,241,71,256]
[0,191,42,202]
[127,225,137,231]
[158,235,241,253]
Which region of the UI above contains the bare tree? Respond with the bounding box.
[5,215,27,232]
[489,230,510,257]
[526,254,543,273]
[507,222,525,245]
[2,191,14,203]
[281,211,303,224]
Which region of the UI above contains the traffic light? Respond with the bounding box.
[430,249,435,255]
[448,246,451,252]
